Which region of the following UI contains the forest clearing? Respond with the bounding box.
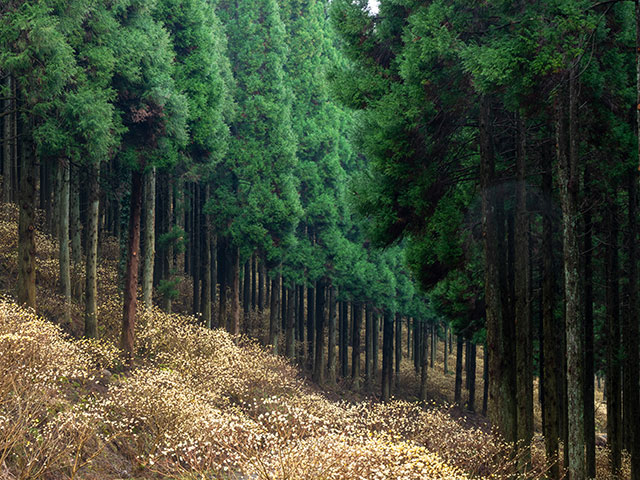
[2,0,640,479]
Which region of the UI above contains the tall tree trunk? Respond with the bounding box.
[307,283,315,368]
[515,114,533,472]
[557,69,586,480]
[327,286,337,384]
[142,167,156,309]
[192,184,201,314]
[58,159,71,324]
[395,314,402,386]
[365,304,373,390]
[430,325,436,368]
[351,302,362,390]
[482,347,489,416]
[121,169,143,365]
[372,310,379,379]
[243,259,251,333]
[381,309,394,401]
[70,167,83,301]
[3,75,12,203]
[285,286,296,359]
[202,193,212,328]
[455,337,463,404]
[542,144,560,480]
[480,97,516,443]
[17,127,36,309]
[467,342,477,412]
[444,323,449,374]
[269,272,281,354]
[340,301,348,378]
[258,259,265,312]
[230,245,241,337]
[419,321,428,402]
[605,198,622,476]
[313,280,326,383]
[251,255,257,311]
[84,163,100,338]
[583,159,596,479]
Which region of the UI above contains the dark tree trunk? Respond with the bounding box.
[382,310,394,401]
[84,163,100,338]
[58,158,71,324]
[258,258,265,312]
[121,169,143,366]
[372,310,379,379]
[419,321,428,402]
[583,160,596,479]
[17,125,37,310]
[340,301,348,378]
[230,245,241,337]
[351,302,362,390]
[313,280,326,383]
[307,283,315,368]
[515,114,533,472]
[2,75,13,203]
[269,272,281,354]
[444,323,449,374]
[70,166,83,301]
[482,346,489,416]
[202,194,212,328]
[455,337,463,405]
[480,97,516,443]
[327,286,337,384]
[365,304,373,390]
[395,314,401,386]
[142,167,156,309]
[557,69,586,479]
[542,143,560,480]
[243,259,251,333]
[192,184,200,314]
[605,197,622,476]
[285,286,296,359]
[467,342,477,412]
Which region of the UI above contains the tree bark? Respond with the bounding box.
[455,337,463,405]
[605,197,622,476]
[285,285,296,359]
[121,169,143,365]
[467,342,477,412]
[372,310,379,379]
[307,283,315,368]
[444,323,449,374]
[365,303,373,390]
[202,191,212,328]
[340,301,348,378]
[84,163,100,338]
[351,302,362,390]
[557,69,586,480]
[419,321,428,402]
[480,97,516,443]
[3,75,12,203]
[515,114,533,472]
[327,286,337,384]
[542,143,560,480]
[269,272,281,354]
[230,244,241,337]
[17,127,36,310]
[70,166,83,301]
[381,309,394,401]
[142,167,156,309]
[395,313,402,386]
[58,159,71,324]
[482,347,489,416]
[312,280,326,383]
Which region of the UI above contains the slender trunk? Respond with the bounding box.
[211,234,217,325]
[605,198,622,476]
[340,301,348,378]
[583,160,596,479]
[351,302,362,390]
[192,183,200,314]
[307,284,315,368]
[202,191,212,328]
[365,304,373,390]
[285,286,296,359]
[419,321,428,402]
[430,325,435,368]
[395,313,402,385]
[70,167,83,301]
[313,280,326,383]
[251,255,257,311]
[230,245,241,337]
[3,75,12,203]
[467,342,477,412]
[269,272,281,353]
[327,286,337,384]
[17,125,37,309]
[121,169,143,365]
[372,310,379,379]
[480,97,516,442]
[243,259,251,333]
[482,347,489,416]
[142,167,156,309]
[84,163,100,337]
[542,143,560,480]
[557,69,585,479]
[58,159,71,324]
[258,259,265,312]
[455,337,463,404]
[444,323,449,374]
[382,310,394,401]
[515,114,533,472]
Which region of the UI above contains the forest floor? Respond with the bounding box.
[0,202,626,479]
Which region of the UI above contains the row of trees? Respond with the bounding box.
[0,0,462,401]
[331,0,640,479]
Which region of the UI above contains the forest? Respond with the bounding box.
[1,0,640,479]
